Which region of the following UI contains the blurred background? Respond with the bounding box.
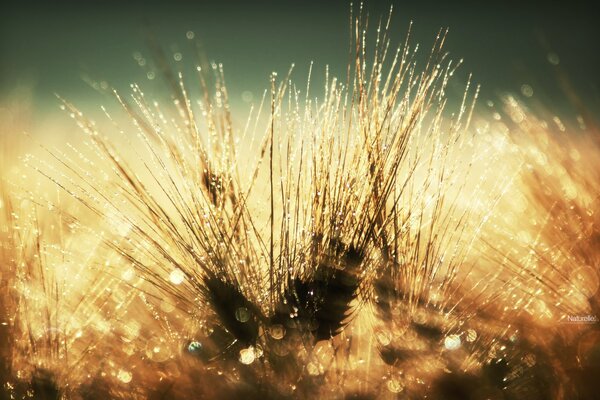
[1,0,599,140]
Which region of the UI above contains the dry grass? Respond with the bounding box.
[1,5,598,400]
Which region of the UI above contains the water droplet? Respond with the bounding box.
[187,341,203,353]
[169,268,185,285]
[562,182,578,201]
[186,31,195,40]
[145,337,170,362]
[465,329,477,342]
[547,52,560,65]
[117,369,132,383]
[235,307,250,323]
[520,84,534,98]
[444,334,461,350]
[375,329,392,346]
[174,53,183,62]
[239,346,256,364]
[121,268,135,281]
[269,324,285,340]
[386,379,404,393]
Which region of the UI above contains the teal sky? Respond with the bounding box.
[2,0,599,131]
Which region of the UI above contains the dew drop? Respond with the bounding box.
[187,341,202,354]
[169,268,185,285]
[375,328,392,346]
[520,84,534,98]
[269,324,285,340]
[235,307,250,323]
[239,347,256,365]
[465,329,477,343]
[562,182,578,201]
[116,369,132,384]
[145,338,170,362]
[386,379,404,393]
[121,268,135,281]
[444,334,461,350]
[547,52,560,65]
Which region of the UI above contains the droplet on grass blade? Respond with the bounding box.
[239,346,256,365]
[465,329,477,342]
[375,328,392,346]
[444,334,461,350]
[386,378,404,393]
[235,307,251,323]
[187,341,203,354]
[116,369,132,384]
[169,268,185,285]
[269,324,285,340]
[520,84,534,98]
[145,337,170,362]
